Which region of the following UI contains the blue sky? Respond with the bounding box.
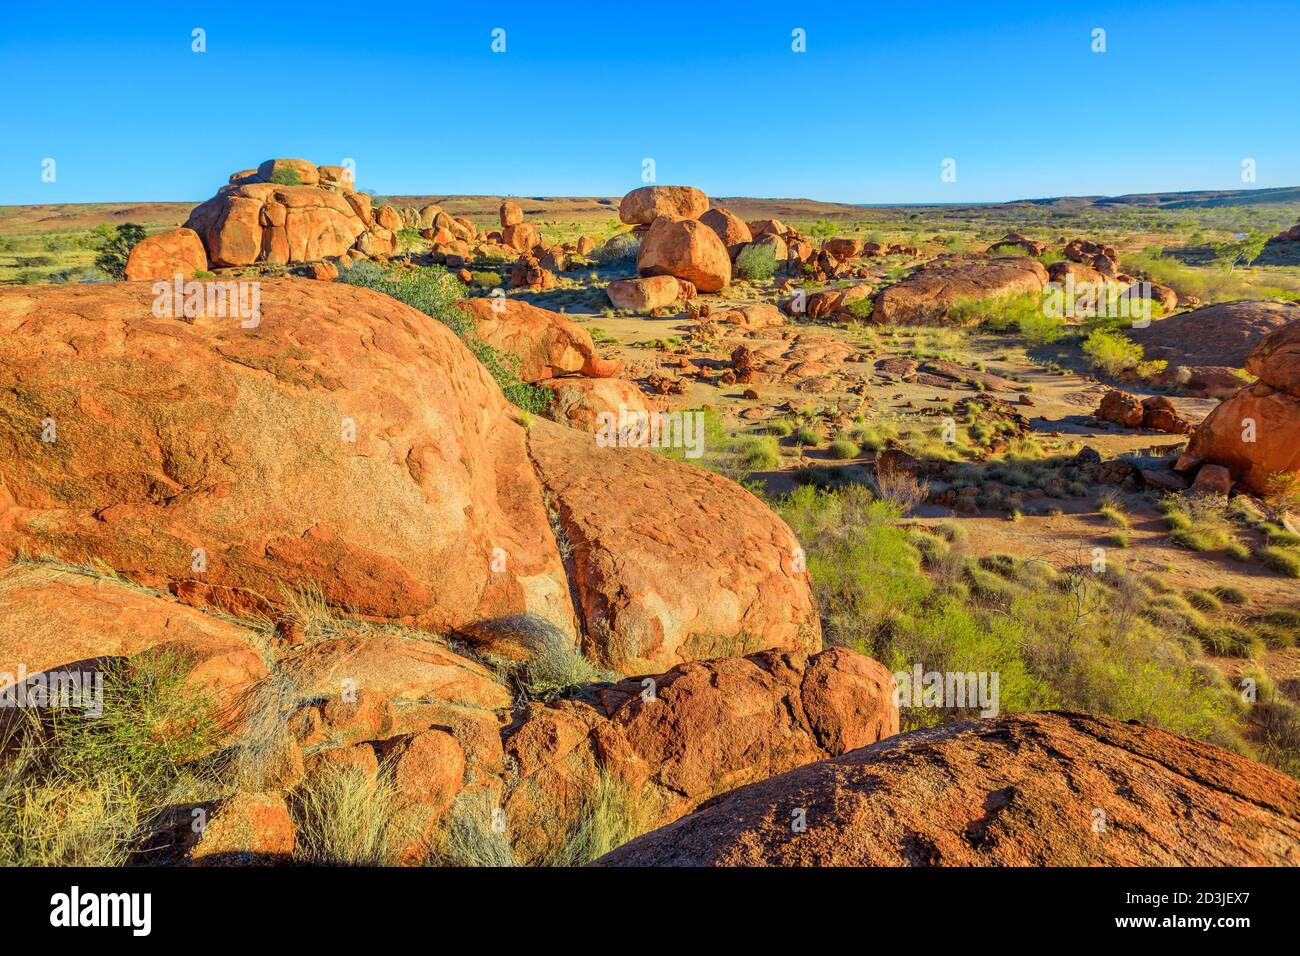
[2,1,1297,205]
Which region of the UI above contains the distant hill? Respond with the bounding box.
[1015,186,1300,210]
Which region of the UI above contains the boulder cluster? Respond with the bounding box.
[607,186,911,314]
[1180,317,1300,494]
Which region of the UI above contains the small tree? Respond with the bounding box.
[1213,229,1269,273]
[809,218,836,249]
[94,223,146,280]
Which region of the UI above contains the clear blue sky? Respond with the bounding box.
[3,0,1297,205]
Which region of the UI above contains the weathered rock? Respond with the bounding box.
[540,377,660,432]
[0,281,576,643]
[276,633,510,709]
[1130,301,1300,374]
[637,217,731,293]
[699,207,753,258]
[455,297,619,380]
[747,219,787,238]
[499,201,524,227]
[124,227,209,281]
[502,222,540,253]
[1139,395,1194,435]
[987,233,1047,256]
[504,647,893,863]
[1097,390,1144,427]
[509,253,556,290]
[0,562,266,710]
[823,238,863,259]
[871,254,1049,325]
[595,711,1300,866]
[1191,463,1233,496]
[190,793,295,865]
[185,181,366,267]
[618,186,709,226]
[524,417,819,673]
[606,276,683,312]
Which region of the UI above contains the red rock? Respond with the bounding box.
[606,276,683,311]
[637,217,731,293]
[1140,395,1194,434]
[456,297,619,381]
[618,186,709,225]
[504,648,892,863]
[524,417,820,673]
[124,227,209,281]
[190,793,295,865]
[0,562,266,713]
[304,743,379,781]
[499,201,524,227]
[699,207,753,258]
[256,158,320,186]
[1096,390,1144,428]
[1191,463,1233,496]
[823,237,863,259]
[595,712,1300,866]
[540,377,660,432]
[747,219,787,238]
[872,254,1049,325]
[500,222,538,253]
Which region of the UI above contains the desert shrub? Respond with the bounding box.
[779,485,1242,746]
[794,425,825,446]
[1081,328,1144,377]
[1019,309,1064,345]
[0,652,221,866]
[1185,589,1223,613]
[1098,490,1129,528]
[738,435,781,470]
[827,438,859,460]
[871,462,929,514]
[734,242,778,281]
[1159,494,1241,553]
[542,772,647,867]
[516,626,610,701]
[92,222,146,280]
[947,291,1041,331]
[291,765,409,866]
[844,297,875,322]
[764,418,795,437]
[1259,545,1300,577]
[595,232,639,267]
[471,271,502,288]
[268,167,303,186]
[429,790,515,867]
[339,260,550,414]
[1208,585,1249,606]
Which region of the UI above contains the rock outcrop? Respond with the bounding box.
[455,298,619,380]
[124,227,210,281]
[1183,318,1300,493]
[619,186,709,226]
[184,158,398,268]
[595,711,1300,866]
[871,254,1049,325]
[504,647,897,864]
[0,281,818,675]
[637,216,731,293]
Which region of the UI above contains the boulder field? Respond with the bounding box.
[0,280,818,674]
[595,711,1300,866]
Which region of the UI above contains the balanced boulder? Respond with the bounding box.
[124,227,209,281]
[618,186,709,225]
[637,216,731,293]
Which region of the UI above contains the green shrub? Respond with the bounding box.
[92,222,146,280]
[827,439,859,460]
[268,167,303,185]
[738,436,781,471]
[595,232,639,266]
[339,260,550,414]
[291,765,410,865]
[1259,546,1300,577]
[794,425,824,446]
[734,242,778,281]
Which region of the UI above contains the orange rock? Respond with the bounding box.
[124,227,209,281]
[456,297,620,381]
[189,793,295,865]
[872,254,1049,325]
[375,204,401,231]
[502,222,539,252]
[499,201,524,227]
[596,711,1300,866]
[539,377,660,432]
[699,207,753,258]
[256,158,320,186]
[525,417,820,673]
[606,276,683,311]
[0,562,266,713]
[637,216,731,293]
[618,185,709,225]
